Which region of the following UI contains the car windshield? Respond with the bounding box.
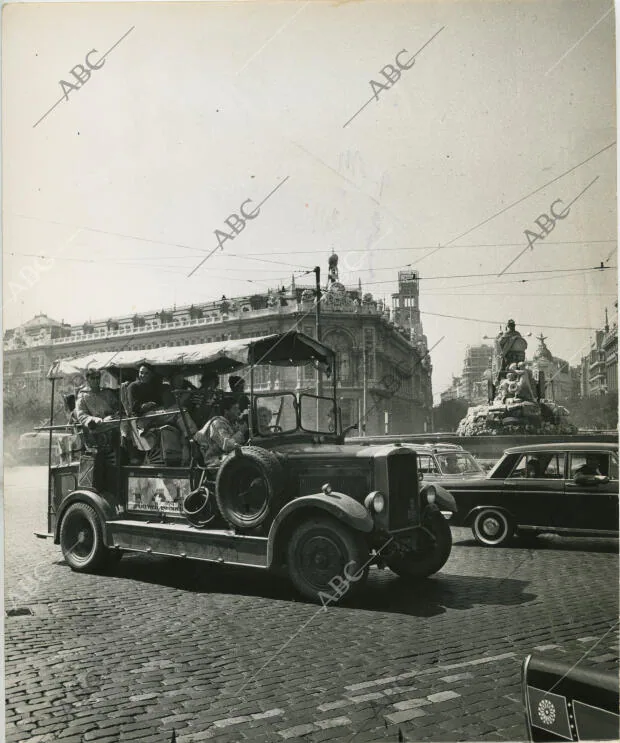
[252,393,337,435]
[436,452,483,475]
[253,394,297,434]
[300,394,337,434]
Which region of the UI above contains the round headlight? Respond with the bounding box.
[372,492,385,513]
[425,485,436,505]
[364,491,385,514]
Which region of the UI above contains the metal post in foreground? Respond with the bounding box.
[47,378,56,533]
[314,267,322,422]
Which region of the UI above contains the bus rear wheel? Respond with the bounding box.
[59,502,110,572]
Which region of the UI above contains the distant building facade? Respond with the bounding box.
[440,334,583,405]
[439,377,462,403]
[530,334,574,402]
[4,263,434,435]
[439,345,493,404]
[580,306,618,397]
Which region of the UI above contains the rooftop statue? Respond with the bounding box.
[328,253,339,285]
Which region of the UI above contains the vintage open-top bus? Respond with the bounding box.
[35,331,454,602]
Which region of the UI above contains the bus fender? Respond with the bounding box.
[54,490,119,544]
[267,492,373,568]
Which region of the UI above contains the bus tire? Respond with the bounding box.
[215,446,284,530]
[287,516,369,603]
[59,502,109,572]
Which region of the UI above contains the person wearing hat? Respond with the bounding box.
[75,370,124,470]
[228,375,250,414]
[75,369,120,430]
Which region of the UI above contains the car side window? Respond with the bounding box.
[541,454,563,479]
[508,454,528,478]
[569,454,587,478]
[508,454,558,479]
[569,453,609,478]
[610,455,619,481]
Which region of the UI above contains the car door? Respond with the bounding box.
[565,451,619,532]
[503,452,567,528]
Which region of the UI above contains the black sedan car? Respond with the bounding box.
[442,443,619,546]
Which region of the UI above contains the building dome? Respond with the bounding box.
[21,313,63,330]
[533,334,554,363]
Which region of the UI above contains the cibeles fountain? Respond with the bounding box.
[457,320,577,436]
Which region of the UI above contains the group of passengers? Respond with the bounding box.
[74,364,259,467]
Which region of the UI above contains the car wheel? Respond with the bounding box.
[387,510,452,579]
[287,517,369,603]
[59,502,109,572]
[472,508,513,547]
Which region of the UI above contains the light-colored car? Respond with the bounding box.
[17,430,78,466]
[405,442,486,481]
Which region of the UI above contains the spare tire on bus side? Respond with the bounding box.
[215,446,285,530]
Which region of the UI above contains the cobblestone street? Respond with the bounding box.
[5,465,619,743]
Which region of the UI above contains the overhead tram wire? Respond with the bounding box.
[205,238,617,257]
[345,264,614,288]
[13,212,616,257]
[414,140,617,265]
[417,309,605,331]
[15,247,612,292]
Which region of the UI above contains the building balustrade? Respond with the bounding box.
[4,300,390,351]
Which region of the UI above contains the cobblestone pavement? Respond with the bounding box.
[5,466,619,743]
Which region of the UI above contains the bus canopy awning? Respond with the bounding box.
[47,331,334,380]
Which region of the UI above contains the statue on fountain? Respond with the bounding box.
[488,319,529,403]
[457,320,576,436]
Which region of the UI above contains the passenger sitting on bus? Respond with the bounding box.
[163,371,199,452]
[163,372,197,409]
[76,370,120,431]
[194,398,248,469]
[75,369,124,456]
[127,364,164,416]
[189,371,222,428]
[229,375,250,414]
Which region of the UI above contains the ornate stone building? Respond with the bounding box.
[530,334,574,402]
[580,306,618,397]
[3,259,434,434]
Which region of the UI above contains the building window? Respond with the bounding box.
[253,366,271,386]
[325,330,353,385]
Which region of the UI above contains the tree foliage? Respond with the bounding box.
[432,398,469,432]
[564,393,618,431]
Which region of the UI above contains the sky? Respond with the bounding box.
[2,0,617,402]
